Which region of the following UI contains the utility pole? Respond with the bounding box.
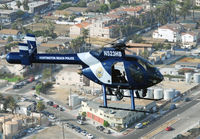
[62,122,65,139]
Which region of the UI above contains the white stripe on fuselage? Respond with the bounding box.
[77,52,111,84]
[25,36,36,41]
[19,46,28,51]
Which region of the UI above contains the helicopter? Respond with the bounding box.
[6,34,163,113]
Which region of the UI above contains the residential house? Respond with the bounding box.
[0,29,22,40]
[15,101,35,116]
[0,9,18,23]
[125,42,153,55]
[121,6,143,17]
[181,31,199,48]
[70,22,90,38]
[153,24,183,42]
[80,99,156,129]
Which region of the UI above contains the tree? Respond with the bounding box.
[0,93,4,102]
[42,68,52,79]
[103,120,110,127]
[99,4,109,13]
[8,97,17,114]
[82,28,89,43]
[35,83,43,95]
[77,0,87,7]
[23,0,29,11]
[16,1,22,9]
[82,112,86,118]
[110,1,120,9]
[179,0,191,20]
[2,4,9,10]
[34,15,40,23]
[70,37,84,52]
[3,96,14,112]
[36,101,45,125]
[7,36,13,42]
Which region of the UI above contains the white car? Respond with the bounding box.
[77,120,83,125]
[81,130,87,136]
[135,123,143,129]
[49,115,56,120]
[87,134,94,139]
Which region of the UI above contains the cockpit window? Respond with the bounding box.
[138,59,155,71]
[129,63,143,83]
[138,59,147,71]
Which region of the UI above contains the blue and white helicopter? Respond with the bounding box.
[6,34,163,112]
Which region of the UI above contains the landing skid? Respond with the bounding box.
[99,106,153,113]
[101,85,160,113]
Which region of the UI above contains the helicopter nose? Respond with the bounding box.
[155,69,164,83]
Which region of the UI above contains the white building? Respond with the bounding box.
[80,99,156,129]
[15,101,35,116]
[69,22,90,38]
[89,18,117,38]
[153,24,183,42]
[182,32,198,43]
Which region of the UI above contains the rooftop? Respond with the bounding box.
[0,9,17,14]
[0,29,20,35]
[17,101,34,107]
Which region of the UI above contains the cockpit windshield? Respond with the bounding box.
[137,59,155,71]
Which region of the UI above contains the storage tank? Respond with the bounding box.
[154,88,163,99]
[164,89,175,100]
[69,94,80,107]
[193,73,200,83]
[111,96,118,101]
[124,90,130,96]
[146,88,154,99]
[185,72,192,83]
[3,121,18,136]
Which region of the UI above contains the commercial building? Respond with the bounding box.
[15,101,35,116]
[80,99,156,129]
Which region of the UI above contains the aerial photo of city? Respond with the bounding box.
[1,0,200,139]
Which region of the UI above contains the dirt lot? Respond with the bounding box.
[178,57,200,63]
[26,23,71,36]
[26,125,82,139]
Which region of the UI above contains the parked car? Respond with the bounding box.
[77,120,83,125]
[135,123,143,129]
[96,126,104,131]
[165,126,173,131]
[87,133,94,139]
[53,104,59,109]
[49,114,56,120]
[28,77,35,83]
[81,130,87,136]
[31,86,35,90]
[47,101,54,106]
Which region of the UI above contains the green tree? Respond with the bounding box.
[3,96,14,112]
[179,0,191,20]
[82,28,89,43]
[16,1,22,9]
[23,0,29,11]
[34,15,40,23]
[35,83,43,95]
[82,112,86,117]
[0,93,4,102]
[103,120,110,127]
[8,97,17,114]
[16,10,25,17]
[70,37,84,52]
[99,4,109,13]
[2,4,9,10]
[36,101,45,125]
[7,36,13,42]
[42,68,52,79]
[77,0,87,7]
[110,1,120,9]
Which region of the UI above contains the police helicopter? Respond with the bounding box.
[6,34,163,113]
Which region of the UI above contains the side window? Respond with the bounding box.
[129,64,143,83]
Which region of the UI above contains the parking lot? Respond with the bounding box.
[25,125,82,139]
